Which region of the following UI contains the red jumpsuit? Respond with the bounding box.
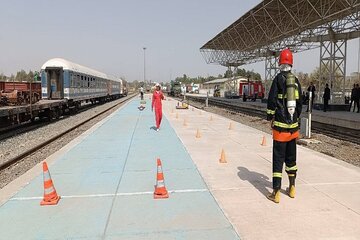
[152,90,164,129]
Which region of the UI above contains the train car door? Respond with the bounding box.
[250,83,254,97]
[45,67,64,99]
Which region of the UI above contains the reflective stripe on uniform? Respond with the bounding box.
[273,121,298,129]
[285,165,298,171]
[267,109,275,115]
[273,172,282,178]
[278,91,299,99]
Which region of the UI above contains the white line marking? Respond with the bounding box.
[303,181,360,186]
[211,182,360,192]
[9,189,209,201]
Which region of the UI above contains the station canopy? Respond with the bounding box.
[200,0,360,66]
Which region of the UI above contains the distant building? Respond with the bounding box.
[200,76,248,97]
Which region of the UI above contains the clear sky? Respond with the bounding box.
[1,0,359,82]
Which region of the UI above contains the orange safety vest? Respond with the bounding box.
[272,129,299,142]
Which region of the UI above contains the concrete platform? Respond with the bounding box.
[164,98,360,240]
[0,95,238,239]
[185,94,360,130]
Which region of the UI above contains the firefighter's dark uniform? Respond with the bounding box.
[267,71,302,200]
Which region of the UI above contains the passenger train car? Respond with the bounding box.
[1,58,127,126]
[41,58,127,106]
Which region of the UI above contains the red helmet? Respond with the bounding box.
[279,49,293,66]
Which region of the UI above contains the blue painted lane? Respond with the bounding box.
[0,98,240,239]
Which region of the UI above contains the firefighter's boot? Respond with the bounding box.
[267,189,280,203]
[288,174,296,198]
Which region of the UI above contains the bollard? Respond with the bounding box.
[205,92,209,107]
[308,91,312,138]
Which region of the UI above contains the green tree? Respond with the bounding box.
[15,70,27,82]
[0,73,7,81]
[27,70,34,82]
[224,69,233,78]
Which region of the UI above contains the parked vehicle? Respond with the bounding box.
[169,81,181,97]
[239,81,264,100]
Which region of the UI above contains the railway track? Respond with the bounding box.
[0,94,136,172]
[181,95,360,145]
[0,100,114,141]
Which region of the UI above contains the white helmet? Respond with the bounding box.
[155,83,160,87]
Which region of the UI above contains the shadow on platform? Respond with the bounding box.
[150,126,157,131]
[237,166,272,197]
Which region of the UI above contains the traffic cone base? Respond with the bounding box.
[41,195,60,206]
[154,189,169,199]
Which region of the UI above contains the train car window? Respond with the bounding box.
[88,77,90,88]
[70,73,73,87]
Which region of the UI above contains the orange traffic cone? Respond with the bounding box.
[40,162,60,206]
[195,128,201,138]
[183,119,187,126]
[176,112,179,119]
[261,135,266,146]
[154,158,169,199]
[210,115,213,121]
[228,122,234,130]
[219,149,227,163]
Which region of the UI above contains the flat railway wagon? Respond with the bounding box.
[0,81,41,106]
[0,58,124,126]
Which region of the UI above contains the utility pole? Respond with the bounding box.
[143,47,146,87]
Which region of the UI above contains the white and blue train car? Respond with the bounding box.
[41,58,122,103]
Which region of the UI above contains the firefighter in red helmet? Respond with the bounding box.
[266,49,302,203]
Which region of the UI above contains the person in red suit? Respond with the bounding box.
[152,83,165,131]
